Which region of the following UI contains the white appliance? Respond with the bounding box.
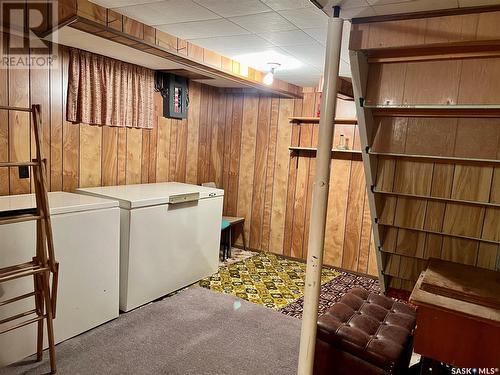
[76,182,224,312]
[0,192,120,367]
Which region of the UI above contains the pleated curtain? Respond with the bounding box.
[67,48,154,129]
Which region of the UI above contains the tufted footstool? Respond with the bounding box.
[314,288,416,375]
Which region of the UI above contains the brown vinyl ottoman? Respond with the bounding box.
[314,288,416,375]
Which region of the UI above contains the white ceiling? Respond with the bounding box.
[91,0,500,87]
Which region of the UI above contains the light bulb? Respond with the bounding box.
[263,71,274,85]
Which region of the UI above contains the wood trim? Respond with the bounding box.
[52,1,303,99]
[352,4,500,24]
[367,44,500,64]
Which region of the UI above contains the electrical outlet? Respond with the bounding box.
[18,166,29,179]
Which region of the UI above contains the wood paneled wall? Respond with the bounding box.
[0,44,377,277]
[351,9,500,291]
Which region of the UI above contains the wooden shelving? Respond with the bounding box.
[289,146,362,154]
[378,222,500,246]
[363,103,500,118]
[288,117,357,124]
[366,44,500,64]
[373,188,500,208]
[368,150,500,165]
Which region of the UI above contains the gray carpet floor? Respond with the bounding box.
[2,287,301,375]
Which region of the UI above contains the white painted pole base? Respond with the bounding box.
[296,9,344,375]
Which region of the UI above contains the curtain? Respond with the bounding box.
[67,48,154,129]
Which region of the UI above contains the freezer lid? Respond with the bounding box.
[76,182,224,209]
[0,191,119,216]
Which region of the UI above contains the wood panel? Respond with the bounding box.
[0,43,376,279]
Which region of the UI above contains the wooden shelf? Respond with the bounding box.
[373,188,500,208]
[366,44,500,64]
[363,104,500,118]
[368,149,500,165]
[289,117,357,124]
[378,223,500,245]
[289,146,362,154]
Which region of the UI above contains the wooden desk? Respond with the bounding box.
[410,259,500,368]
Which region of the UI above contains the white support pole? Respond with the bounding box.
[297,6,343,375]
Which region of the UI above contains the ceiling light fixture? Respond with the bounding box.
[263,62,280,85]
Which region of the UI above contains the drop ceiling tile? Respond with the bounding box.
[275,65,323,78]
[157,19,249,40]
[261,0,312,11]
[281,41,326,67]
[372,0,458,16]
[302,27,327,45]
[224,48,304,71]
[193,0,271,17]
[458,0,500,6]
[115,0,220,26]
[279,7,329,29]
[229,12,297,33]
[189,35,273,52]
[91,0,154,8]
[259,29,318,46]
[217,46,285,59]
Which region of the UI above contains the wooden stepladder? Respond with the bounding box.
[0,104,58,373]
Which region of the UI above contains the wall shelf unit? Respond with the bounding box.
[288,117,357,124]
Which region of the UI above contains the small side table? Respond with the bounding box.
[221,216,246,260]
[409,259,500,368]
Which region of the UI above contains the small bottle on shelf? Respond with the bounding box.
[337,134,349,150]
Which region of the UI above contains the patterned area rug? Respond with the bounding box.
[219,248,258,267]
[279,270,380,319]
[200,252,340,310]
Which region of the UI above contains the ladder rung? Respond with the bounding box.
[0,214,42,225]
[0,105,32,113]
[0,292,36,307]
[0,162,39,168]
[0,309,37,326]
[0,315,45,335]
[0,262,50,283]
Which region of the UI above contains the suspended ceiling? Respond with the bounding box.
[90,0,500,87]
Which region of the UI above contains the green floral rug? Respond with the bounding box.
[199,252,340,310]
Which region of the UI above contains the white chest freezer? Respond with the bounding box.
[0,191,120,367]
[76,182,224,312]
